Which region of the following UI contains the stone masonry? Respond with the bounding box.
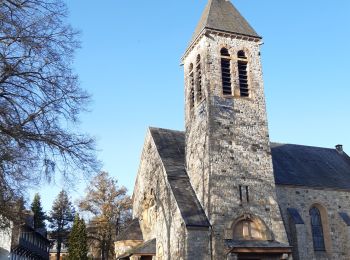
[184,32,289,259]
[132,129,211,260]
[115,1,350,259]
[277,186,350,260]
[132,130,187,259]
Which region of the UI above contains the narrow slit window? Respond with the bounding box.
[245,186,249,203]
[237,50,249,97]
[221,48,232,95]
[310,207,326,251]
[196,55,203,102]
[239,185,243,202]
[189,63,195,110]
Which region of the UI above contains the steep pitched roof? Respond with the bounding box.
[148,127,350,222]
[115,218,143,241]
[189,0,260,47]
[271,143,350,190]
[149,127,210,228]
[117,239,156,259]
[131,238,156,255]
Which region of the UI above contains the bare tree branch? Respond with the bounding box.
[0,0,100,226]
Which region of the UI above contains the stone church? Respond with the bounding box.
[115,0,350,259]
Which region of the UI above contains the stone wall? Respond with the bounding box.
[133,131,160,241]
[276,185,350,260]
[186,228,211,260]
[184,36,211,217]
[183,32,289,259]
[133,129,186,259]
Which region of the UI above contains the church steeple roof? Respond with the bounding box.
[189,0,260,47]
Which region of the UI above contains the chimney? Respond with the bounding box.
[335,144,343,154]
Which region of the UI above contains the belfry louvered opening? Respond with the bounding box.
[196,54,203,102]
[237,50,249,97]
[189,63,195,110]
[221,48,232,95]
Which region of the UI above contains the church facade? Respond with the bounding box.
[115,1,350,259]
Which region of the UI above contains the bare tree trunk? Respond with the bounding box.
[100,241,105,260]
[56,239,61,260]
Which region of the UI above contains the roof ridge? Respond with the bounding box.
[149,126,184,133]
[202,0,213,30]
[271,142,337,150]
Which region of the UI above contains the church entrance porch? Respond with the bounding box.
[228,253,290,260]
[225,240,292,260]
[116,239,156,260]
[236,253,287,260]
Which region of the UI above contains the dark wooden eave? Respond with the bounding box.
[225,240,292,254]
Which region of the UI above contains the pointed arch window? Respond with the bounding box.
[196,54,203,102]
[221,48,232,95]
[310,207,326,251]
[189,63,195,110]
[237,50,249,97]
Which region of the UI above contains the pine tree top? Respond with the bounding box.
[31,193,46,229]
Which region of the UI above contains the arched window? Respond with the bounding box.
[232,215,270,241]
[237,50,249,97]
[233,219,264,240]
[196,54,203,102]
[221,48,232,95]
[310,207,326,251]
[189,63,195,110]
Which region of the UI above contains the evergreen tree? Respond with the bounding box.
[31,193,46,229]
[48,190,75,260]
[68,215,88,260]
[78,218,89,259]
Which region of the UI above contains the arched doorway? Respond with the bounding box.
[226,215,291,260]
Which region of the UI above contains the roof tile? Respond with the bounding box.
[188,0,260,49]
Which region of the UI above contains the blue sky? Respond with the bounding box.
[32,0,350,211]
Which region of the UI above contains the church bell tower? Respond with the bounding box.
[182,0,290,258]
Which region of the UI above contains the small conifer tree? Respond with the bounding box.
[49,190,75,260]
[68,214,88,260]
[31,193,46,229]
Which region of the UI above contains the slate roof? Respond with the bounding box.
[271,143,350,190]
[115,218,143,241]
[117,239,156,259]
[287,208,304,224]
[339,212,350,226]
[189,0,260,48]
[150,128,350,193]
[131,239,156,255]
[150,127,210,228]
